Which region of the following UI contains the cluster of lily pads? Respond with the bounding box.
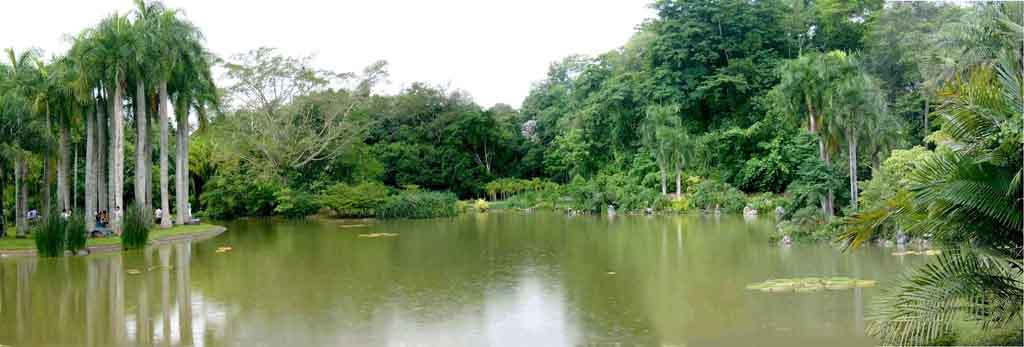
[746,277,876,293]
[892,249,941,256]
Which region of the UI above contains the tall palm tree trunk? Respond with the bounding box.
[675,171,682,196]
[97,97,108,213]
[135,80,147,209]
[58,124,71,212]
[43,111,53,216]
[922,95,929,139]
[0,162,6,235]
[85,106,96,227]
[822,147,835,219]
[808,104,834,218]
[112,82,125,233]
[159,81,171,229]
[847,130,859,209]
[659,165,667,195]
[175,97,189,225]
[43,158,52,217]
[144,97,154,209]
[73,147,78,213]
[14,156,27,237]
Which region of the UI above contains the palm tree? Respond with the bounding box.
[642,104,677,195]
[90,14,135,232]
[827,66,888,209]
[130,0,164,211]
[776,52,855,218]
[840,4,1022,344]
[1,48,50,237]
[169,30,216,226]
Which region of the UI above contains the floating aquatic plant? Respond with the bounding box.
[746,277,877,293]
[358,233,398,238]
[892,250,942,256]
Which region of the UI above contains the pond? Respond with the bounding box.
[0,212,926,346]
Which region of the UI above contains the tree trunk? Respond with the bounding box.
[159,81,171,229]
[659,166,667,195]
[0,161,5,235]
[97,97,108,213]
[922,95,929,139]
[847,130,859,209]
[14,157,27,237]
[86,103,96,226]
[43,156,52,217]
[73,147,78,213]
[675,171,682,197]
[113,82,125,233]
[175,97,189,226]
[135,80,147,209]
[58,124,71,212]
[824,150,834,220]
[807,100,833,218]
[144,96,154,209]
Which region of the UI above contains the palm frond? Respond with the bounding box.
[868,249,1023,346]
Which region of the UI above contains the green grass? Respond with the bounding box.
[0,223,221,251]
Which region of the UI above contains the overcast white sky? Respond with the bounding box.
[0,0,652,108]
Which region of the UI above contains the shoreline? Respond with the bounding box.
[0,224,226,257]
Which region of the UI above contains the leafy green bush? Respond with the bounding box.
[474,199,490,212]
[273,188,321,218]
[690,180,746,213]
[669,195,691,212]
[377,191,458,219]
[746,192,792,213]
[200,167,280,219]
[319,181,391,217]
[65,214,86,253]
[565,173,661,212]
[34,213,67,257]
[121,204,153,250]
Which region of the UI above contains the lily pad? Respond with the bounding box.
[358,233,398,238]
[747,276,876,293]
[215,246,233,253]
[854,280,877,288]
[924,250,942,256]
[126,269,142,275]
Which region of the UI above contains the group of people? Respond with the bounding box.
[93,207,120,229]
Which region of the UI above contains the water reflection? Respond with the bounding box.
[0,213,922,346]
[0,241,203,347]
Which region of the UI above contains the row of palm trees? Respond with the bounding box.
[0,0,215,236]
[776,50,894,218]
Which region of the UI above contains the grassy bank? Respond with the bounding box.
[0,223,222,251]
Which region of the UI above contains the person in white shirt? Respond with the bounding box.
[155,208,162,224]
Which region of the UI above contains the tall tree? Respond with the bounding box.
[827,67,887,209]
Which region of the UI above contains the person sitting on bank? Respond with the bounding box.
[155,208,163,224]
[61,209,70,220]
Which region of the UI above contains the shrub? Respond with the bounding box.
[121,204,153,250]
[474,199,490,212]
[566,173,661,212]
[274,188,321,218]
[319,181,391,218]
[34,212,67,257]
[690,180,746,213]
[669,195,691,212]
[65,214,86,254]
[377,191,458,219]
[199,167,280,219]
[746,192,792,213]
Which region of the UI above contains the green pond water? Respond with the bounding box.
[0,212,927,346]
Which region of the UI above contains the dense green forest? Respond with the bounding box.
[0,0,1021,344]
